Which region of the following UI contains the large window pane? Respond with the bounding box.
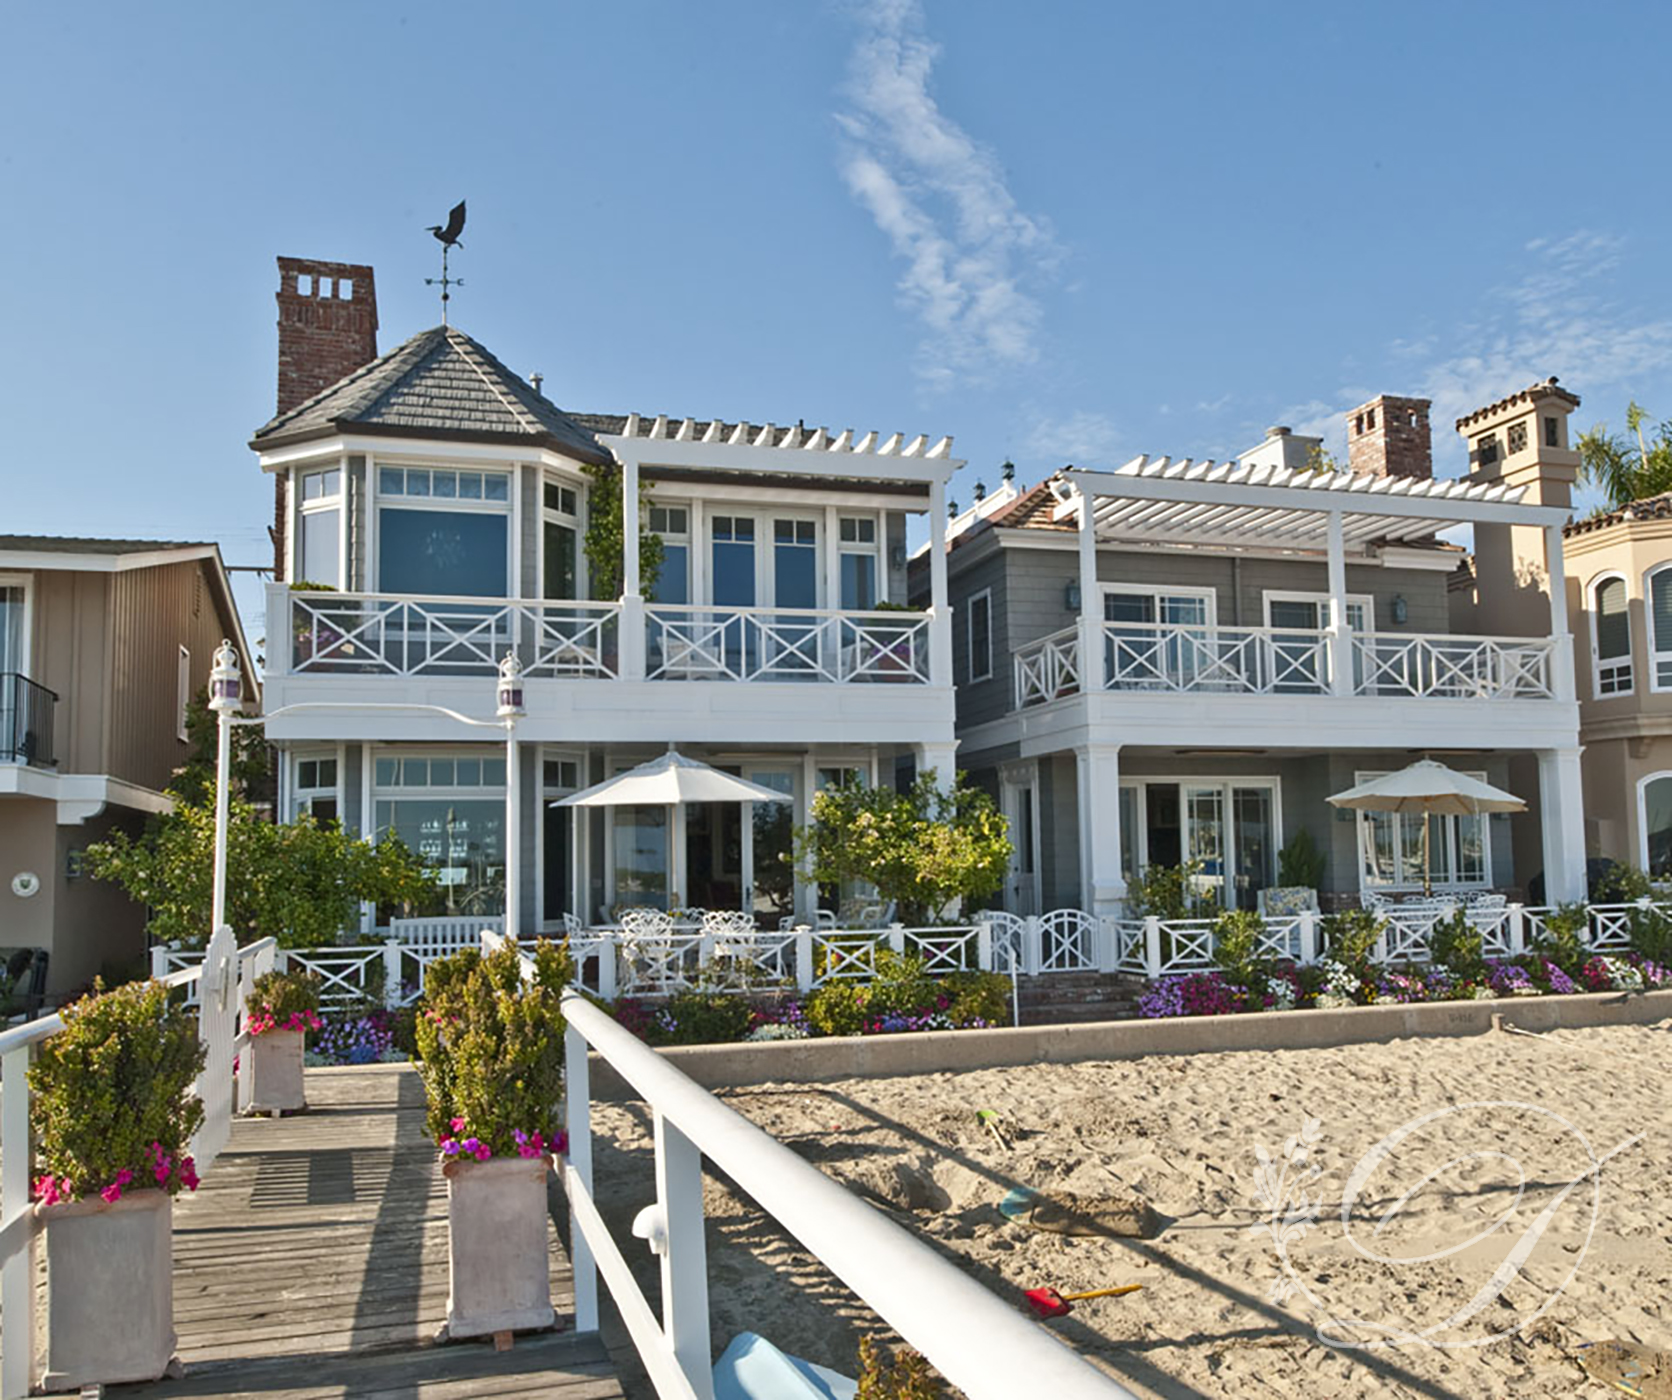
[0,586,22,674]
[613,806,668,909]
[1232,787,1274,910]
[299,508,340,588]
[543,521,577,600]
[1645,777,1672,878]
[840,553,876,611]
[375,797,504,916]
[1596,578,1629,660]
[654,544,689,604]
[379,509,508,596]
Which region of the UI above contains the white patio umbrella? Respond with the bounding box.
[1327,759,1524,894]
[552,751,791,808]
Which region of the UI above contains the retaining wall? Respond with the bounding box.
[587,988,1672,1101]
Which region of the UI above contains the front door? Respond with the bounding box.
[1001,770,1041,914]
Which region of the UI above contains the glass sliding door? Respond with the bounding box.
[1185,786,1227,907]
[710,516,756,675]
[745,769,797,922]
[770,518,819,676]
[686,789,743,912]
[1231,786,1275,910]
[1130,778,1279,911]
[612,806,669,911]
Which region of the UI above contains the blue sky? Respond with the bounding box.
[5,1,1669,643]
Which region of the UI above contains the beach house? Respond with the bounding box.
[253,259,960,933]
[0,536,256,991]
[934,386,1587,918]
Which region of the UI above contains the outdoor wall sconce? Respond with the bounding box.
[889,544,907,571]
[1065,581,1082,612]
[1391,594,1409,625]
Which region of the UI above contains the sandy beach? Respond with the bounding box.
[587,1019,1672,1398]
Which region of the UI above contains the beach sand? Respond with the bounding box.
[585,1019,1671,1397]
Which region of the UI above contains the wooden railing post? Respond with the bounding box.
[564,1023,599,1334]
[382,938,403,1010]
[653,1112,714,1400]
[1142,915,1163,978]
[1297,910,1318,966]
[794,929,814,991]
[1,1044,35,1399]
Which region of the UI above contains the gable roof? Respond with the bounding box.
[250,325,611,464]
[0,535,212,555]
[1565,489,1672,539]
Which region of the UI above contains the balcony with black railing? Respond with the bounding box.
[0,674,58,767]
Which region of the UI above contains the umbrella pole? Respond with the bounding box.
[1421,810,1432,896]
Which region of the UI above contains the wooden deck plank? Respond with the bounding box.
[113,1065,625,1399]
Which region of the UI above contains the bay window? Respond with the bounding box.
[376,466,511,597]
[296,467,342,588]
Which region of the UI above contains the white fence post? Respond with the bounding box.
[383,939,403,1010]
[1143,916,1163,979]
[598,939,619,1002]
[887,924,906,957]
[794,929,814,992]
[653,1112,715,1400]
[564,1023,599,1334]
[1,1043,34,1400]
[193,925,237,1172]
[1022,916,1043,976]
[1096,916,1118,974]
[976,920,994,973]
[150,943,171,981]
[1507,903,1526,956]
[1297,911,1318,966]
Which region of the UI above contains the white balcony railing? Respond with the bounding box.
[645,603,931,684]
[1353,631,1556,700]
[1013,623,1561,708]
[287,590,620,679]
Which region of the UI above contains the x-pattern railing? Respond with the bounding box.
[1038,909,1099,971]
[1153,918,1216,974]
[1353,632,1555,700]
[1014,627,1080,707]
[904,927,979,974]
[282,946,388,1008]
[1102,623,1329,695]
[646,605,930,684]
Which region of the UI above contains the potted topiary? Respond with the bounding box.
[240,967,322,1115]
[415,938,574,1341]
[28,978,204,1391]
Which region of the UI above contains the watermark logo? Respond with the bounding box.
[1250,1103,1642,1349]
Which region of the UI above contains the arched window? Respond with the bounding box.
[1650,566,1672,691]
[1638,773,1672,878]
[1591,574,1632,696]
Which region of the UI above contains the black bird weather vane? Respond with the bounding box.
[425,200,466,323]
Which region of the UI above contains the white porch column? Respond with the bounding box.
[916,743,958,798]
[1537,746,1587,903]
[619,453,646,680]
[1326,509,1354,697]
[1076,744,1126,918]
[927,478,953,686]
[1077,486,1100,691]
[1544,523,1577,702]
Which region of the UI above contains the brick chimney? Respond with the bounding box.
[1346,394,1431,479]
[271,258,378,575]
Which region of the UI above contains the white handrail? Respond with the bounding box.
[559,988,1136,1400]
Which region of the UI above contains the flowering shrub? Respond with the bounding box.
[28,979,205,1205]
[246,967,323,1037]
[307,1013,401,1066]
[414,938,574,1161]
[1486,961,1540,997]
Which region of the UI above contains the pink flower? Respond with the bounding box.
[450,1117,466,1133]
[100,1183,123,1204]
[472,1143,491,1161]
[179,1158,199,1191]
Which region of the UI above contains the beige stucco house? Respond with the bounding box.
[1560,493,1672,876]
[0,537,256,994]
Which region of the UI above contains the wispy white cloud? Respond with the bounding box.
[837,0,1059,390]
[1026,409,1123,465]
[1278,230,1672,471]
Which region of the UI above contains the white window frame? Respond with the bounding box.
[1636,770,1672,880]
[176,646,191,742]
[1354,768,1493,893]
[1645,563,1672,693]
[293,462,346,589]
[1118,776,1284,894]
[537,745,588,929]
[538,472,588,601]
[1100,583,1218,628]
[0,573,33,678]
[290,747,344,822]
[1589,570,1634,698]
[369,461,515,599]
[648,500,692,605]
[1260,590,1373,632]
[966,587,993,682]
[837,513,883,612]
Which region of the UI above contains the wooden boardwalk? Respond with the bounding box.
[117,1065,624,1399]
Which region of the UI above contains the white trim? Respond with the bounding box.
[0,544,221,574]
[1118,775,1283,905]
[965,588,993,682]
[294,461,346,590]
[1645,562,1672,694]
[0,573,33,679]
[997,761,1042,914]
[0,767,174,823]
[1636,770,1672,878]
[370,461,515,597]
[1260,589,1372,630]
[1098,581,1218,628]
[1588,569,1633,699]
[288,748,342,822]
[176,645,191,743]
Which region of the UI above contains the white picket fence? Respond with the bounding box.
[0,928,276,1399]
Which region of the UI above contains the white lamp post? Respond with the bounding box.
[206,640,242,935]
[496,653,526,939]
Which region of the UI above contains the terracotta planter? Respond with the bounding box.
[241,1027,306,1114]
[442,1154,554,1339]
[36,1188,175,1391]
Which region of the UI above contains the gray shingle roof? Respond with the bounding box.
[250,325,611,465]
[0,535,212,554]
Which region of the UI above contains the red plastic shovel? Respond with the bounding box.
[1024,1284,1142,1318]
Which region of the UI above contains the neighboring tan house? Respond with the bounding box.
[931,387,1586,918]
[0,537,257,993]
[1558,491,1672,876]
[253,258,958,930]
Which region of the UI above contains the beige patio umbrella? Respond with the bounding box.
[551,751,791,808]
[1326,759,1525,894]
